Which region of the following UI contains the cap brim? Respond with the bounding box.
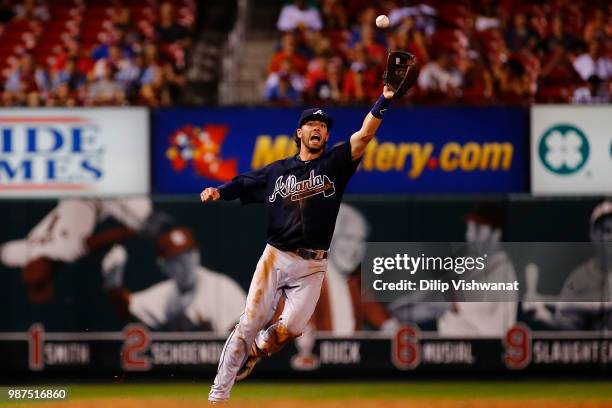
[299,114,333,129]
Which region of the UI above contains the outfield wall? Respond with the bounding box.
[1,196,611,377]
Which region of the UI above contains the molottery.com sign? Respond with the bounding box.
[0,108,149,197]
[531,105,612,195]
[153,107,527,194]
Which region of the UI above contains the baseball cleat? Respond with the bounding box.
[236,344,263,382]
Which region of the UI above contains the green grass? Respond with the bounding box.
[52,382,612,401]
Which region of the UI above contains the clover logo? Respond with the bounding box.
[538,124,589,175]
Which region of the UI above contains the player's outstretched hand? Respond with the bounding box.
[383,85,395,100]
[200,187,220,203]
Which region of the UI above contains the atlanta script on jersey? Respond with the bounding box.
[218,141,359,251]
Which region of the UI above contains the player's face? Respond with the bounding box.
[299,120,329,153]
[591,217,612,242]
[329,228,367,274]
[465,220,501,257]
[158,250,199,293]
[591,217,612,267]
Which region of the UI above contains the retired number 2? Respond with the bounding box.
[121,324,151,371]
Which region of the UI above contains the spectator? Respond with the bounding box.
[93,45,127,78]
[310,59,343,104]
[305,59,327,96]
[14,0,48,22]
[320,0,349,31]
[91,29,131,62]
[4,53,48,99]
[540,42,579,89]
[356,25,386,66]
[26,90,41,107]
[161,61,186,104]
[51,58,85,91]
[268,32,308,75]
[389,3,437,36]
[85,62,124,105]
[0,0,14,23]
[572,75,610,104]
[140,42,162,85]
[573,40,612,81]
[0,0,196,107]
[584,9,606,43]
[541,14,579,53]
[495,57,532,103]
[349,7,386,48]
[137,83,160,106]
[504,13,537,53]
[606,8,612,38]
[475,4,500,32]
[341,43,381,103]
[121,53,146,101]
[389,16,429,64]
[417,51,463,97]
[116,53,141,93]
[461,55,494,103]
[156,2,189,43]
[264,59,305,104]
[50,82,77,107]
[4,53,35,93]
[277,0,323,32]
[265,74,301,106]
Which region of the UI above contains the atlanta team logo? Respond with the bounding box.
[269,170,335,202]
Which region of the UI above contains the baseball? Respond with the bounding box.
[376,14,390,29]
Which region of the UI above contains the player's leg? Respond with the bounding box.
[28,200,97,262]
[234,288,283,381]
[208,245,282,402]
[253,259,326,356]
[99,198,153,230]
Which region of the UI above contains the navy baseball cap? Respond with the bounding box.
[298,108,333,129]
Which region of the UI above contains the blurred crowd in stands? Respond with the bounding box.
[264,0,612,106]
[0,0,195,107]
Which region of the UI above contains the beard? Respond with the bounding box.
[304,137,327,153]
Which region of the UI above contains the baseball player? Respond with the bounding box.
[523,200,612,329]
[291,203,399,370]
[437,203,518,337]
[201,83,407,402]
[101,227,246,333]
[0,198,153,303]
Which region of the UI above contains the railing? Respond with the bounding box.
[219,0,249,105]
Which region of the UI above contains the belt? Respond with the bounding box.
[295,248,328,260]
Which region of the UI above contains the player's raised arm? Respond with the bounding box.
[349,86,395,161]
[350,50,420,161]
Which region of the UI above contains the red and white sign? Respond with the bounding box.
[0,108,149,197]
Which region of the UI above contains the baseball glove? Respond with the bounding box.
[383,51,419,98]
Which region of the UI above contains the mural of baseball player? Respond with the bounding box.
[523,200,612,330]
[291,203,399,370]
[101,227,246,333]
[200,81,408,402]
[0,198,152,304]
[437,203,518,337]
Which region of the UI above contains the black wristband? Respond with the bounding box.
[370,94,392,119]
